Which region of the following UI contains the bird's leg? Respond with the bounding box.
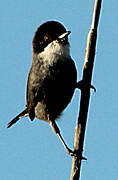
[49,121,75,156]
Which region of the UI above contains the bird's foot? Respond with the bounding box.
[76,80,96,92]
[50,121,87,159]
[67,148,87,160]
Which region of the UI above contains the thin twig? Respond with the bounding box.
[70,0,102,179]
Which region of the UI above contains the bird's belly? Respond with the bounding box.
[35,84,74,122]
[32,59,77,122]
[35,102,49,122]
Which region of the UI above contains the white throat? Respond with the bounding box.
[38,40,70,65]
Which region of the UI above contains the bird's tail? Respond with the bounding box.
[7,108,28,128]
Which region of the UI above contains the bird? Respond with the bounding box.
[7,21,77,156]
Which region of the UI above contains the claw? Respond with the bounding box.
[76,80,96,92]
[90,84,96,92]
[67,148,87,160]
[70,152,87,161]
[82,156,87,160]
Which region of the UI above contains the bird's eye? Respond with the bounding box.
[44,34,52,42]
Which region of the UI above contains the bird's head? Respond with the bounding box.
[32,21,71,54]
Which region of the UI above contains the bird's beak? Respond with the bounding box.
[58,31,71,39]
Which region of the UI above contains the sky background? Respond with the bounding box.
[0,0,118,180]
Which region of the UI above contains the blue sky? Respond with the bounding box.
[0,0,118,179]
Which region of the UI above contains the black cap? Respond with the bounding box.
[33,21,68,53]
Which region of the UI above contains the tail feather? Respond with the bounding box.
[7,108,28,128]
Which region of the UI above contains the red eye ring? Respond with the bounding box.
[44,34,52,42]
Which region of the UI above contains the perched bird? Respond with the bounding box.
[7,21,77,155]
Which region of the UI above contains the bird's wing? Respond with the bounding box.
[26,63,46,120]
